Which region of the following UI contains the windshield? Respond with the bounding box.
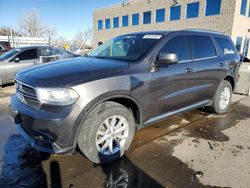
[0,48,21,61]
[89,34,162,61]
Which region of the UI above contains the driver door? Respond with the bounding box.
[148,35,197,121]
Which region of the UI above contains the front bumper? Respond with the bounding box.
[15,123,74,153]
[10,94,82,154]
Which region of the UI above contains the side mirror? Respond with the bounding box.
[14,57,20,63]
[157,53,178,65]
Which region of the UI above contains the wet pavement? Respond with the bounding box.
[0,86,249,188]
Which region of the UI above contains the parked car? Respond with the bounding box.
[10,30,241,163]
[0,46,80,86]
[0,41,11,55]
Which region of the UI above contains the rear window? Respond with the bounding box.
[215,37,237,56]
[40,47,52,56]
[192,36,216,59]
[52,48,62,56]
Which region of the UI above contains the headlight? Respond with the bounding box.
[36,87,79,106]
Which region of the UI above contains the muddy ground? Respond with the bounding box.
[0,86,249,188]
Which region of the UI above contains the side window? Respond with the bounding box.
[52,48,62,56]
[0,45,3,50]
[215,37,237,56]
[192,36,216,59]
[160,35,190,62]
[16,49,38,60]
[62,51,74,58]
[40,48,52,56]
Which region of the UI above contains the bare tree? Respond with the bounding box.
[74,30,87,48]
[74,28,93,49]
[0,26,22,36]
[83,28,93,47]
[18,9,56,38]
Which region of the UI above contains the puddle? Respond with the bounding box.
[0,135,50,188]
[185,103,250,142]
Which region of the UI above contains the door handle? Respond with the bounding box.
[185,68,193,73]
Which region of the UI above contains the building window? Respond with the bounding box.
[132,13,139,26]
[122,15,129,27]
[156,8,165,22]
[170,6,181,21]
[97,20,103,30]
[236,37,243,52]
[113,17,119,28]
[143,11,151,24]
[186,2,199,18]
[240,0,247,15]
[105,19,110,29]
[205,0,221,16]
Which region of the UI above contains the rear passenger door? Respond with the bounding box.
[190,35,224,102]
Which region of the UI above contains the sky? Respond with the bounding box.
[0,0,122,39]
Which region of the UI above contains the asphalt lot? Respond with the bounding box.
[0,86,249,188]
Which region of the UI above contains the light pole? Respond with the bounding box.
[242,29,250,57]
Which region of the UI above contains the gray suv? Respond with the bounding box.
[10,30,241,163]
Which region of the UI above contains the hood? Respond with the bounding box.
[16,57,129,87]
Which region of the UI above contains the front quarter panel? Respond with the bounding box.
[71,75,134,147]
[73,75,132,110]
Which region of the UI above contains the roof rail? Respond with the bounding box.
[182,29,225,35]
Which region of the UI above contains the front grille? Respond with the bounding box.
[15,80,41,109]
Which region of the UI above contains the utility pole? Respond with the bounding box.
[243,29,250,57]
[10,27,14,47]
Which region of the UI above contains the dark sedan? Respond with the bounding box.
[0,46,80,86]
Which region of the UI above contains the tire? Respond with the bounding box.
[209,80,232,114]
[78,101,135,164]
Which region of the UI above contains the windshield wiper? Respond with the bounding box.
[91,56,110,59]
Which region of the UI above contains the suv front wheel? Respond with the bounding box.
[210,80,232,114]
[78,101,135,164]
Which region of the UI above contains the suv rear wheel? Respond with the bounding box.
[78,101,135,164]
[210,80,232,114]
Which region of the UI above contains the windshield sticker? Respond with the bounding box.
[224,48,235,55]
[125,36,137,39]
[143,35,162,39]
